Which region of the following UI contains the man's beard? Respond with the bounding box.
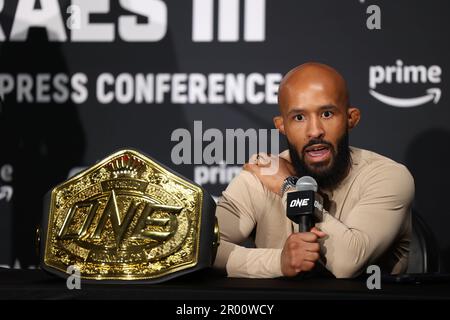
[288,132,351,191]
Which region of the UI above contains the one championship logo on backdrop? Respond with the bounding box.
[42,150,206,281]
[369,60,442,108]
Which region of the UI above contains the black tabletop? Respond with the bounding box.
[1,268,450,300]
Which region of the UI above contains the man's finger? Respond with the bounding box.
[305,242,321,253]
[302,261,315,272]
[310,227,327,238]
[292,232,318,243]
[248,154,259,164]
[304,251,320,262]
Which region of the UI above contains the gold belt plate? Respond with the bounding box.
[43,149,204,281]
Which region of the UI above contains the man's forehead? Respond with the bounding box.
[278,63,348,113]
[281,62,345,85]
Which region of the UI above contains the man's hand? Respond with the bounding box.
[281,227,327,277]
[243,153,296,195]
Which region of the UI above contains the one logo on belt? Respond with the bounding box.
[54,156,189,263]
[369,59,442,108]
[58,189,183,248]
[289,198,310,208]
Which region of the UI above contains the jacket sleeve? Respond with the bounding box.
[213,170,283,278]
[316,162,414,278]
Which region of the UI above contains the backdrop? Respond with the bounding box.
[0,0,449,272]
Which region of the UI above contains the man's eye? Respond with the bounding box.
[294,114,305,121]
[322,111,333,118]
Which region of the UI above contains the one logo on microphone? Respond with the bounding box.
[369,59,442,108]
[289,198,310,208]
[314,200,323,212]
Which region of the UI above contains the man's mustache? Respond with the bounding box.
[302,139,334,154]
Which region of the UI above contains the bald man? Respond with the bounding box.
[213,62,414,278]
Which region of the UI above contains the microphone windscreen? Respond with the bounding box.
[296,176,318,192]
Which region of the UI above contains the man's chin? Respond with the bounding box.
[302,161,334,178]
[304,158,333,172]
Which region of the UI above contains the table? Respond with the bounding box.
[1,268,449,300]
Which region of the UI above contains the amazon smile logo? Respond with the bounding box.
[369,60,442,108]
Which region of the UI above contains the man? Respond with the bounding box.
[213,62,414,278]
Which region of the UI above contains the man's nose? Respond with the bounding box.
[306,117,325,139]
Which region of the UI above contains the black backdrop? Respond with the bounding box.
[0,0,449,272]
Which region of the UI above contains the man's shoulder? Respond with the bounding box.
[351,146,409,172]
[350,147,414,192]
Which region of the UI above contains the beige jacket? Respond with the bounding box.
[213,147,414,278]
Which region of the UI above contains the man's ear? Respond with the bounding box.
[273,116,285,135]
[347,107,361,130]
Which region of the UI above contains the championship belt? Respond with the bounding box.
[39,149,219,283]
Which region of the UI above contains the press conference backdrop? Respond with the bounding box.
[0,0,449,272]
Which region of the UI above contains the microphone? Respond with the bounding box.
[286,176,324,232]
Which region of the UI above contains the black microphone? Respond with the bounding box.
[286,176,323,232]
